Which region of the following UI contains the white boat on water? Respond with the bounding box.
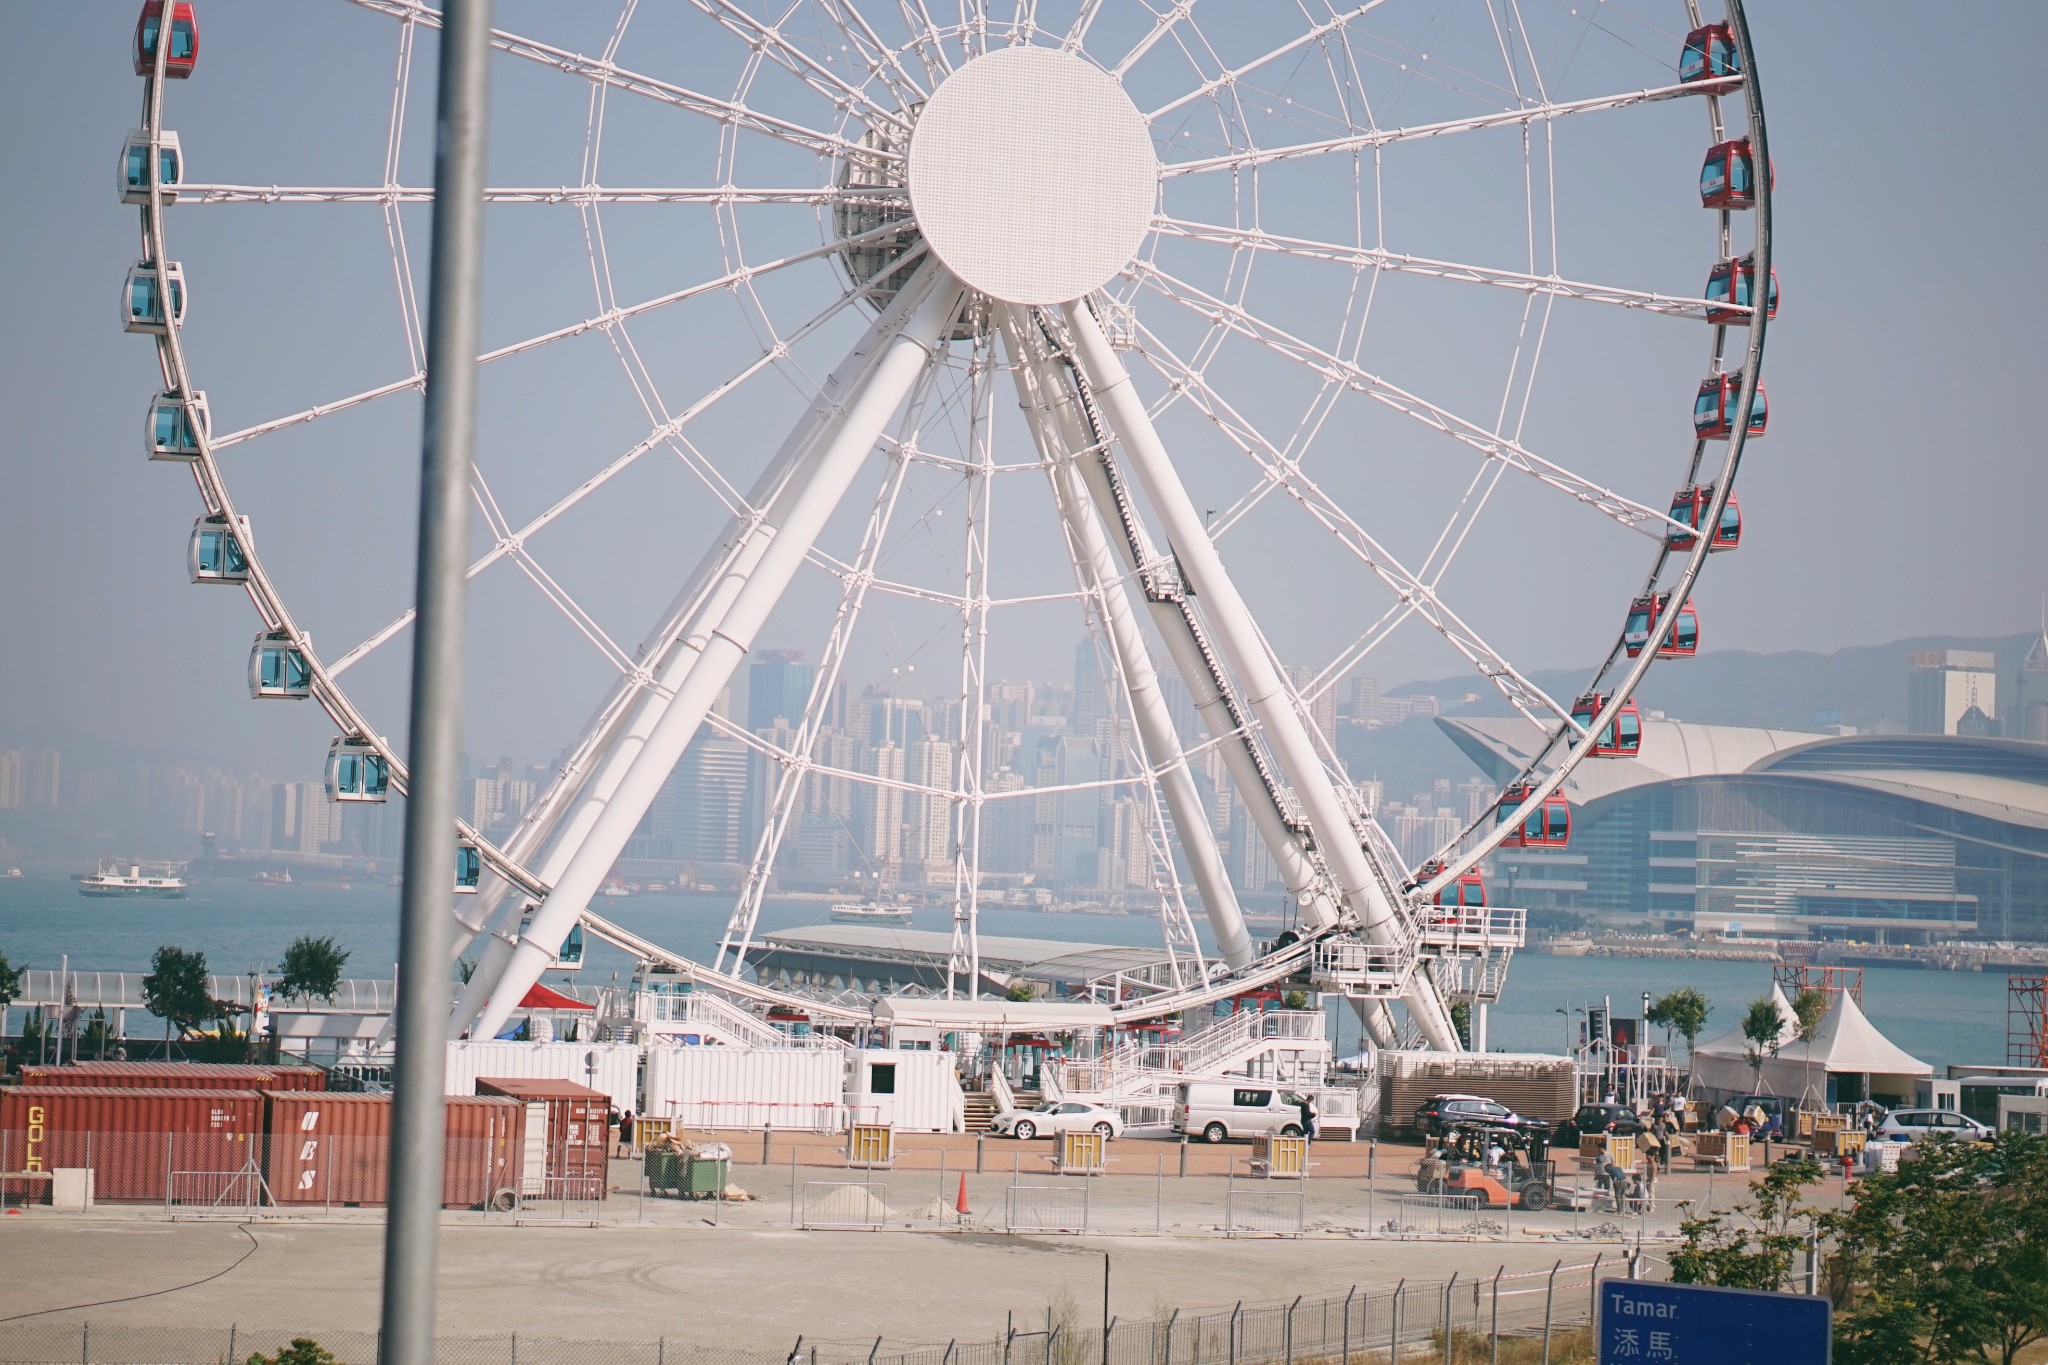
[250,868,294,885]
[78,861,188,899]
[830,901,914,924]
[2,867,22,879]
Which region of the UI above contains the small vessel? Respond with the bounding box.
[250,868,294,885]
[830,901,913,925]
[78,860,188,899]
[600,880,631,899]
[1,867,22,879]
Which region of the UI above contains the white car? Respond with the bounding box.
[990,1101,1123,1141]
[1874,1109,1993,1144]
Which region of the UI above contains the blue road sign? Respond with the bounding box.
[1598,1280,1830,1363]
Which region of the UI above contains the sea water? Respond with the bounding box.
[0,876,2014,1070]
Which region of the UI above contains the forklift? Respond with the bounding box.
[1414,1125,1557,1211]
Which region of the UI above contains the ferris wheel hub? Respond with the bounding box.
[907,46,1157,306]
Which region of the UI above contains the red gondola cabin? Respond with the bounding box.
[1679,23,1741,84]
[1705,255,1779,325]
[1699,138,1769,210]
[134,3,198,79]
[1666,486,1741,552]
[1571,692,1642,758]
[1496,784,1570,849]
[1417,859,1486,910]
[1694,372,1767,439]
[1623,592,1699,660]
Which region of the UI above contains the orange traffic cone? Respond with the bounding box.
[956,1171,972,1218]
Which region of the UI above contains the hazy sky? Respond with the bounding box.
[3,1,2045,785]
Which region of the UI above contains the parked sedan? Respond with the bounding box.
[1561,1102,1646,1144]
[990,1101,1123,1141]
[1412,1093,1536,1138]
[1875,1109,1993,1144]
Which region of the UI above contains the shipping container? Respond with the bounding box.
[0,1086,263,1203]
[261,1091,524,1209]
[22,1060,325,1091]
[444,1040,639,1112]
[474,1077,609,1200]
[846,1050,964,1133]
[642,1044,845,1131]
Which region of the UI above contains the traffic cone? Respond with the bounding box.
[956,1171,972,1218]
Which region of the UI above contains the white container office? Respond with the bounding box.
[847,1049,964,1133]
[642,1045,845,1131]
[444,1040,642,1114]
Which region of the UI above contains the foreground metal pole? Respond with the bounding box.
[379,2,491,1361]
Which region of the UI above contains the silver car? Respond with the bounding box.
[1875,1109,1992,1144]
[990,1101,1123,1140]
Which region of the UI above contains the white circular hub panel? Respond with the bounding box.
[907,46,1159,306]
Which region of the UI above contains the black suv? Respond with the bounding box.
[1562,1102,1645,1144]
[1413,1093,1535,1138]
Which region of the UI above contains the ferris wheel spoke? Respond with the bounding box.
[344,0,883,164]
[1133,330,1577,733]
[816,0,932,105]
[213,225,894,452]
[174,184,889,207]
[1160,75,1740,177]
[1145,5,1383,122]
[378,14,427,377]
[1061,0,1104,51]
[1135,264,1691,541]
[687,0,915,135]
[1110,0,1202,78]
[1152,217,1733,320]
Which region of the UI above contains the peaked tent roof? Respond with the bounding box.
[1772,989,1929,1077]
[518,981,595,1011]
[1694,984,1799,1059]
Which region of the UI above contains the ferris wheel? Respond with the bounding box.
[123,0,1771,1051]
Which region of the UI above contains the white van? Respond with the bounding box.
[1171,1081,1311,1143]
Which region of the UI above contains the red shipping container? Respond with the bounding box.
[262,1091,524,1210]
[474,1077,611,1200]
[22,1060,325,1091]
[0,1086,264,1204]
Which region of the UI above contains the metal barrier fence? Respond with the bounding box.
[1005,1183,1090,1233]
[800,1179,890,1229]
[0,1257,1641,1365]
[1224,1178,1305,1237]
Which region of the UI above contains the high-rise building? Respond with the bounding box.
[1287,666,1338,751]
[904,738,955,878]
[748,651,814,731]
[857,743,906,875]
[2019,631,2048,743]
[675,733,749,863]
[1908,650,1999,736]
[1071,639,1110,732]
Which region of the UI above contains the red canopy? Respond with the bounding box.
[517,982,594,1011]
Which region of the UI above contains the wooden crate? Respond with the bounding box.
[1691,1131,1751,1171]
[846,1123,894,1168]
[634,1118,677,1151]
[1815,1128,1866,1159]
[1577,1133,1636,1169]
[1056,1129,1106,1175]
[1251,1134,1308,1179]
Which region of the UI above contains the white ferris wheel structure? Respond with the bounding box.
[122,0,1773,1052]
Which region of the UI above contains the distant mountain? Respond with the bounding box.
[1393,632,2041,735]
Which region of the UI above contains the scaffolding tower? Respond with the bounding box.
[2010,974,2048,1068]
[1772,963,1864,1005]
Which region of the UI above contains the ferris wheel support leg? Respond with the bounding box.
[1059,299,1460,1053]
[443,281,913,1039]
[1000,308,1253,970]
[467,263,966,1044]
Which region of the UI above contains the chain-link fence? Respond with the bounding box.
[0,1257,1641,1365]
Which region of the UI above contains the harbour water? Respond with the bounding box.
[0,875,2014,1070]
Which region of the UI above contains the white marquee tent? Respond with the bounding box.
[1691,985,1930,1108]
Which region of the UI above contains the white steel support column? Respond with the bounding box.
[469,263,966,1042]
[1061,299,1458,1051]
[445,270,925,1037]
[1001,309,1253,970]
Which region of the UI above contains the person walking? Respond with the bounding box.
[616,1108,635,1158]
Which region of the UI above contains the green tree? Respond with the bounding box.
[1740,995,1788,1090]
[274,934,350,1005]
[0,950,22,1016]
[1831,1131,2048,1365]
[1449,1000,1473,1049]
[81,1006,112,1060]
[1004,980,1036,1002]
[1671,1154,1826,1292]
[141,944,227,1041]
[1646,987,1712,1061]
[457,957,478,985]
[245,1339,339,1365]
[1791,987,1829,1109]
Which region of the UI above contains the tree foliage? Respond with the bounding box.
[1740,995,1788,1086]
[1791,988,1829,1042]
[1671,1154,1825,1292]
[274,934,350,1004]
[1647,987,1711,1055]
[141,944,230,1038]
[245,1339,339,1365]
[1831,1131,2048,1365]
[0,950,22,1014]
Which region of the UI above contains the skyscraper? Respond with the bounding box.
[1907,650,1999,736]
[747,651,815,731]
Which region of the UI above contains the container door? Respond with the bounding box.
[521,1102,548,1195]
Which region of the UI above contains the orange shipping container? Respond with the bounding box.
[0,1086,264,1203]
[23,1061,325,1091]
[475,1077,610,1200]
[261,1091,524,1209]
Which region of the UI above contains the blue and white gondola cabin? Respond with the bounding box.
[1623,592,1699,660]
[326,737,390,803]
[123,261,185,333]
[1497,783,1571,849]
[1571,692,1643,758]
[133,2,199,79]
[454,842,482,894]
[1694,372,1767,439]
[120,129,181,205]
[1699,138,1768,210]
[248,630,311,699]
[1679,23,1741,84]
[1666,485,1741,552]
[188,514,249,584]
[147,390,208,460]
[1704,255,1778,326]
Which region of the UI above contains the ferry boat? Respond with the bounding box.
[250,868,294,885]
[78,861,188,899]
[2,867,22,879]
[830,901,914,925]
